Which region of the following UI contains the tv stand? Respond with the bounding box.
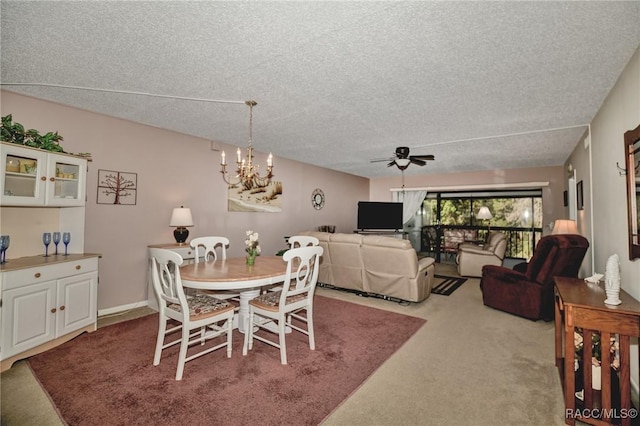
[354,230,408,239]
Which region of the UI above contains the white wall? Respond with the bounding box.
[0,91,369,310]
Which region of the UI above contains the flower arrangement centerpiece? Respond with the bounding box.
[245,230,261,265]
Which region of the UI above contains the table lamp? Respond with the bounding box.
[169,206,193,244]
[551,219,578,235]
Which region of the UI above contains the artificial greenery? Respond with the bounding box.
[1,114,65,152]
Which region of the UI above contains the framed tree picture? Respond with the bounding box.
[97,169,137,205]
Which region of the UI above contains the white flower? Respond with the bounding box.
[245,230,260,255]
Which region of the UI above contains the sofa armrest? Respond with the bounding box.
[418,256,436,294]
[458,242,482,251]
[418,256,435,271]
[459,246,495,257]
[480,265,547,320]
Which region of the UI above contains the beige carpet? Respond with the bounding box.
[1,263,567,425]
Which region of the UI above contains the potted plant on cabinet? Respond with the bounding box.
[1,114,65,152]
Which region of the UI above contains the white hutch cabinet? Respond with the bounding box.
[0,142,99,372]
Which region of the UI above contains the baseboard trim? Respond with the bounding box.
[98,300,151,317]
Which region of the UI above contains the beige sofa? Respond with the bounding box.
[299,231,435,302]
[456,231,507,277]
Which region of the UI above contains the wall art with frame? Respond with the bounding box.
[576,180,584,210]
[97,169,137,205]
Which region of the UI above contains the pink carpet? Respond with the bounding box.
[28,295,425,425]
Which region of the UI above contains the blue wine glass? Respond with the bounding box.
[43,232,52,257]
[62,232,71,256]
[4,235,9,263]
[0,235,7,264]
[53,232,61,255]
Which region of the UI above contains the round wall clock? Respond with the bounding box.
[311,188,325,210]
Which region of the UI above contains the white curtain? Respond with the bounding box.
[392,190,428,225]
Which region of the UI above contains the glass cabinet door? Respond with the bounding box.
[46,154,86,206]
[1,144,47,205]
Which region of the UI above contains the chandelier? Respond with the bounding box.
[220,100,273,189]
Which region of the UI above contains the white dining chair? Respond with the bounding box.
[190,236,239,301]
[150,248,234,380]
[262,235,320,294]
[190,236,228,262]
[243,245,323,365]
[287,235,319,249]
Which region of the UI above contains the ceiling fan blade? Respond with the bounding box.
[387,161,396,168]
[370,158,393,163]
[410,158,426,166]
[410,154,435,161]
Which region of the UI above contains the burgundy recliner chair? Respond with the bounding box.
[479,234,589,321]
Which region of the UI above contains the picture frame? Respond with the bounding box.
[97,169,137,205]
[576,180,584,210]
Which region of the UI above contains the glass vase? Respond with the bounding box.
[246,253,256,266]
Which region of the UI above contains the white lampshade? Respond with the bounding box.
[552,219,578,235]
[476,206,493,220]
[169,206,194,227]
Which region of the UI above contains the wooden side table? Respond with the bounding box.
[554,277,640,425]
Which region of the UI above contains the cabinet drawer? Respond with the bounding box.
[2,258,98,290]
[172,247,195,259]
[148,246,195,260]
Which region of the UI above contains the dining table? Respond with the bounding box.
[180,255,288,333]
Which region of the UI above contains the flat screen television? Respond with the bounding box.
[357,201,403,230]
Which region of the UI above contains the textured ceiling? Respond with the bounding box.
[1,1,639,178]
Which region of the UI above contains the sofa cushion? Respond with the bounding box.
[326,232,363,291]
[361,235,412,249]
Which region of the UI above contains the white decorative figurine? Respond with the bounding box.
[604,254,621,305]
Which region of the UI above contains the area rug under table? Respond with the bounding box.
[28,295,426,426]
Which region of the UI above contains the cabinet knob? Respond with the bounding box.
[49,177,55,182]
[40,176,47,181]
[51,308,57,314]
[35,272,41,278]
[59,305,65,311]
[76,265,81,270]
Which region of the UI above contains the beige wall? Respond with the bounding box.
[589,45,640,299]
[564,131,593,277]
[1,91,369,310]
[370,165,565,236]
[563,45,640,389]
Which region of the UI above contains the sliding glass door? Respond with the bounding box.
[410,189,543,262]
